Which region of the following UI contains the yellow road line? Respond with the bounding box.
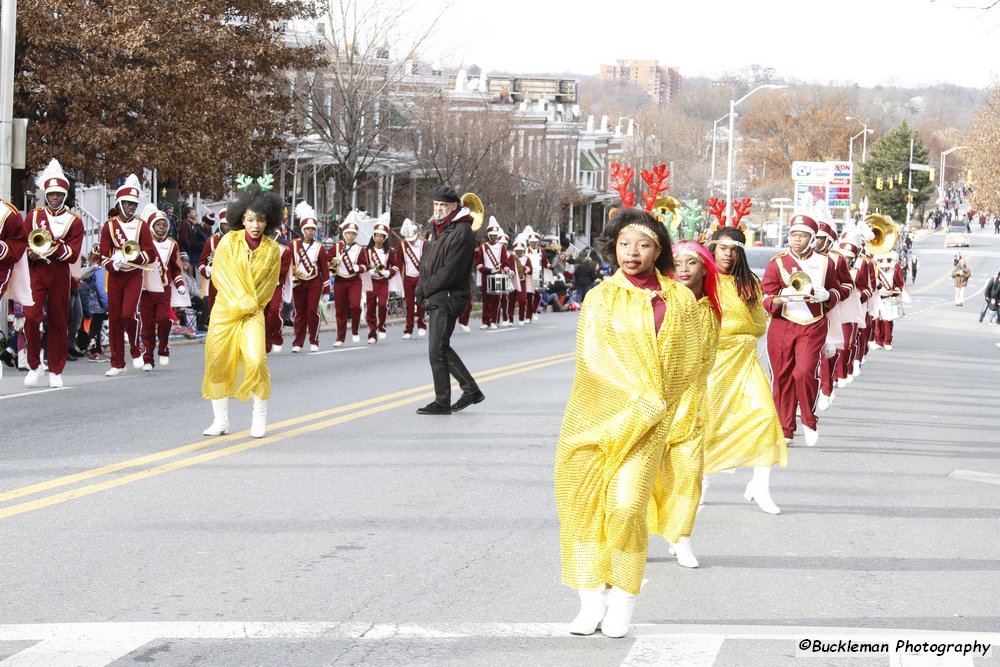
[910,268,953,295]
[0,355,575,520]
[0,352,572,504]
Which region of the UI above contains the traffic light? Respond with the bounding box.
[888,178,894,190]
[897,172,903,184]
[876,177,884,190]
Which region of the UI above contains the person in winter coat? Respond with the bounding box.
[78,249,109,360]
[981,269,1000,324]
[951,257,971,305]
[572,252,598,304]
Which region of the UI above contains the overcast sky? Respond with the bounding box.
[416,0,998,88]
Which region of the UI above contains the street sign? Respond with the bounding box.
[909,163,932,172]
[791,161,853,209]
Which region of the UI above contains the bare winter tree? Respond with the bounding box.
[295,0,444,211]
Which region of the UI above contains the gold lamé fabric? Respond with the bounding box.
[202,232,280,402]
[648,296,719,543]
[554,270,703,595]
[703,275,787,473]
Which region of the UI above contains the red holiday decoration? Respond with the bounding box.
[706,197,727,227]
[731,197,752,228]
[640,164,671,212]
[609,162,635,207]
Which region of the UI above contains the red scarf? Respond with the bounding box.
[245,231,261,251]
[624,270,666,334]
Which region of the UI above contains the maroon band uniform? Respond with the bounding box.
[0,200,27,299]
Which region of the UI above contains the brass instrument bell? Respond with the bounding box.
[865,214,898,256]
[28,228,53,254]
[788,270,812,293]
[461,193,484,232]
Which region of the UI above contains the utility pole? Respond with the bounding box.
[0,0,17,201]
[905,137,914,225]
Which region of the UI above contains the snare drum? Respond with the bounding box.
[486,273,511,295]
[878,295,905,321]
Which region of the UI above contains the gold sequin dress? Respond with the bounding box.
[703,274,787,473]
[554,270,703,595]
[202,231,281,402]
[648,295,720,542]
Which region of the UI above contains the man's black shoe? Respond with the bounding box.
[451,391,485,412]
[417,401,452,415]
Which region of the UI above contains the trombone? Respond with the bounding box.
[100,239,155,271]
[783,271,817,302]
[27,228,53,263]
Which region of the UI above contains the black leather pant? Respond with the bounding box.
[427,305,479,406]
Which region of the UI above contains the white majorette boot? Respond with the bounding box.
[601,584,641,638]
[669,536,699,568]
[568,585,607,636]
[250,394,267,438]
[744,466,780,515]
[203,398,230,436]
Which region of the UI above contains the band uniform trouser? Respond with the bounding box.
[859,313,874,361]
[530,291,543,318]
[140,289,171,366]
[333,276,362,342]
[402,275,426,334]
[820,352,836,397]
[766,317,826,439]
[366,280,389,340]
[107,269,145,369]
[24,262,72,374]
[292,278,323,347]
[835,322,859,382]
[207,281,217,318]
[265,285,284,352]
[875,318,894,347]
[458,292,472,327]
[498,292,510,323]
[505,287,528,323]
[480,271,501,326]
[0,266,13,299]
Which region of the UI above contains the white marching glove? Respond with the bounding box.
[823,342,837,359]
[111,251,124,264]
[113,260,125,272]
[205,266,212,278]
[779,286,796,297]
[380,269,390,278]
[370,269,379,277]
[812,285,831,302]
[177,284,187,295]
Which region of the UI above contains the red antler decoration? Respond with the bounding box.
[706,197,727,226]
[640,164,671,212]
[609,162,635,207]
[730,197,752,228]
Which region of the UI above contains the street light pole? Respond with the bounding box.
[725,84,786,221]
[940,146,965,202]
[846,116,871,162]
[709,112,729,196]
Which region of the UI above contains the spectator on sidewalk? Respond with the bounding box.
[981,269,1000,324]
[571,251,599,304]
[78,249,108,361]
[188,210,214,265]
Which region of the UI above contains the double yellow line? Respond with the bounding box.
[0,352,575,521]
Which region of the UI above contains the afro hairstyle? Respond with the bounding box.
[226,183,283,236]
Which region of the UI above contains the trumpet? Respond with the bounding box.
[28,228,53,261]
[328,254,342,271]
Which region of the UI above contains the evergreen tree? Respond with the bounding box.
[859,121,935,222]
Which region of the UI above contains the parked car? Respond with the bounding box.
[944,225,971,248]
[746,246,782,280]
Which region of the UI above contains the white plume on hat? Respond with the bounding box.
[854,220,875,242]
[139,203,165,224]
[295,201,318,229]
[35,158,68,192]
[377,211,391,227]
[400,218,418,241]
[812,200,833,225]
[116,173,143,204]
[485,215,501,232]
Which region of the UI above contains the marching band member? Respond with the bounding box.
[265,229,293,354]
[99,174,156,377]
[833,230,874,387]
[760,214,842,447]
[873,251,905,350]
[474,217,508,329]
[0,199,27,300]
[505,240,533,326]
[856,248,878,372]
[814,221,855,410]
[524,229,551,321]
[648,240,721,568]
[703,227,786,515]
[23,160,85,388]
[555,209,702,639]
[140,204,186,370]
[363,215,398,343]
[289,202,328,352]
[197,210,229,315]
[330,214,368,347]
[202,180,282,439]
[497,230,513,327]
[391,218,427,339]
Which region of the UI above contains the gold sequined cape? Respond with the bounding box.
[202,231,280,402]
[554,270,703,595]
[648,295,719,542]
[703,274,787,472]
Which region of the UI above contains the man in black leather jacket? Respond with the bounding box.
[414,185,484,414]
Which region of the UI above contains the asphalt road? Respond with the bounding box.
[0,226,998,666]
